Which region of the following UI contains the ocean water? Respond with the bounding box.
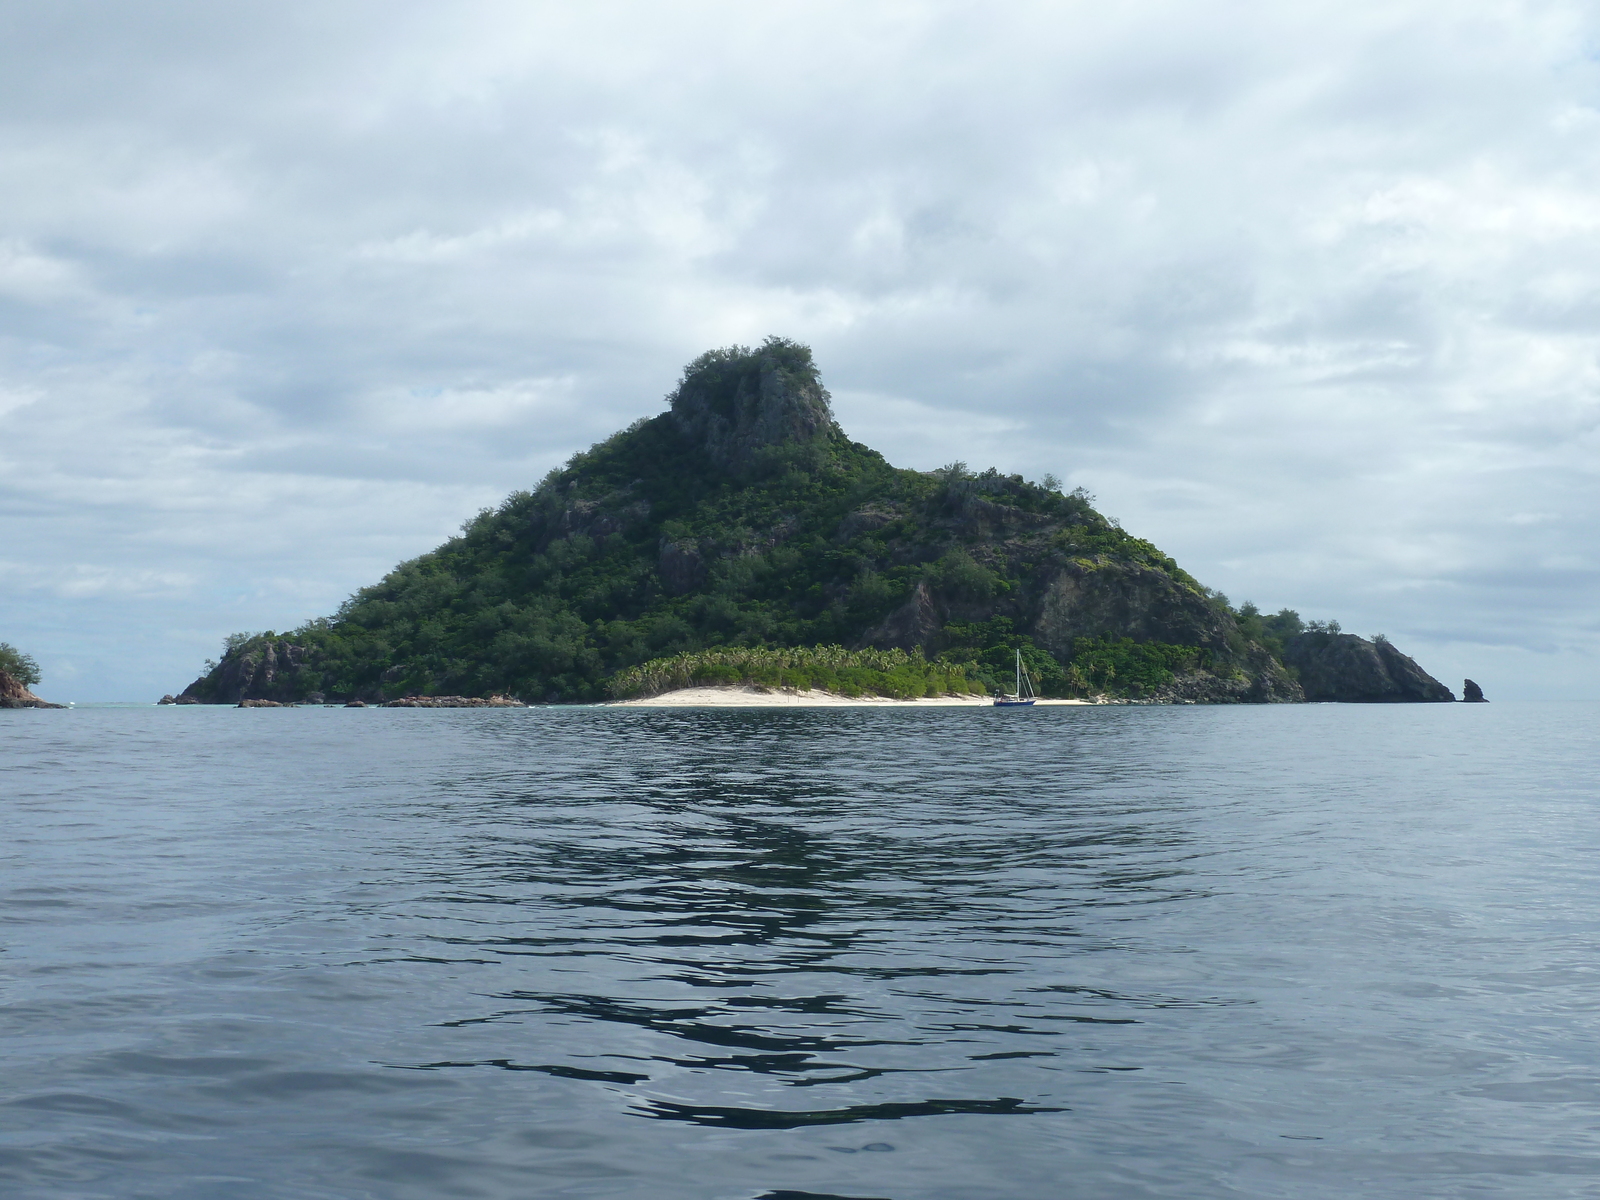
[3,701,1598,1200]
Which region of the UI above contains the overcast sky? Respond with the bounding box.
[2,0,1596,701]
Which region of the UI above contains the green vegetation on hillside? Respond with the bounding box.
[1067,636,1211,694]
[185,339,1295,705]
[932,618,1213,697]
[1231,602,1307,658]
[0,642,40,687]
[936,618,1074,696]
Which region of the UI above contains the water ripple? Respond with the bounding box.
[3,701,1598,1199]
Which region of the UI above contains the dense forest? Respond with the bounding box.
[182,339,1323,704]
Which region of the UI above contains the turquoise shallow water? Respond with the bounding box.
[2,701,1598,1199]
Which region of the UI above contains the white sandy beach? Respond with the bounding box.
[608,686,1093,708]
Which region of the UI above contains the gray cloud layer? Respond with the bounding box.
[2,1,1596,699]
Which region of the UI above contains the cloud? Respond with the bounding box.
[0,0,1597,698]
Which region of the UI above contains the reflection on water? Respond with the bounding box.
[4,702,1599,1199]
[388,708,1207,1139]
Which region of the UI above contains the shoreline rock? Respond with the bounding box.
[0,668,65,709]
[1282,633,1455,703]
[1462,679,1488,702]
[383,695,527,708]
[176,637,310,705]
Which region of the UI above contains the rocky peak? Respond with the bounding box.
[668,337,836,474]
[181,637,310,704]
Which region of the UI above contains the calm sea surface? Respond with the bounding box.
[3,701,1598,1199]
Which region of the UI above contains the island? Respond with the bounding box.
[173,339,1458,707]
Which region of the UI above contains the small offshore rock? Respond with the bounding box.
[158,694,176,705]
[383,694,528,708]
[1462,679,1488,703]
[238,698,296,708]
[344,700,367,708]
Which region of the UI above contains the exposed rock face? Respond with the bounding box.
[659,540,707,595]
[939,487,1061,543]
[669,341,836,475]
[1149,667,1299,704]
[0,669,63,708]
[1032,562,1233,656]
[1283,633,1455,702]
[554,492,651,541]
[182,638,312,704]
[860,579,942,650]
[833,506,894,542]
[856,541,1236,661]
[1462,679,1487,702]
[851,482,1252,674]
[1147,649,1303,704]
[238,698,296,708]
[1118,655,1302,704]
[855,556,1305,704]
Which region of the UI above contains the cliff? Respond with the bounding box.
[177,338,1440,706]
[669,343,837,475]
[1283,633,1455,702]
[0,669,64,709]
[187,638,315,705]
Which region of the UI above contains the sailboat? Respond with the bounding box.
[993,649,1037,707]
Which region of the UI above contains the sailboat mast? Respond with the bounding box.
[1015,649,1021,697]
